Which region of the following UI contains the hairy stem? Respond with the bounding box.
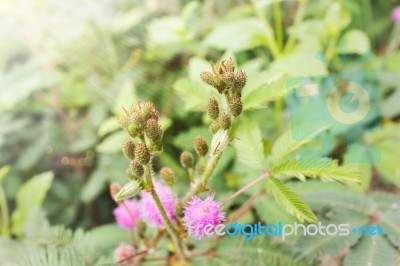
[221,171,270,205]
[144,165,187,261]
[0,186,9,237]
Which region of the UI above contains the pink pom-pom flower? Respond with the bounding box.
[140,180,176,227]
[392,6,400,22]
[183,195,225,240]
[113,199,141,230]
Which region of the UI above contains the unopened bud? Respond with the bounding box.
[135,143,150,165]
[180,151,194,169]
[228,95,243,117]
[234,70,247,90]
[207,98,219,120]
[145,119,163,143]
[209,121,220,135]
[219,112,231,130]
[122,139,136,160]
[117,114,130,128]
[200,71,216,87]
[129,160,144,177]
[160,167,175,186]
[222,58,235,73]
[194,136,208,156]
[109,183,121,201]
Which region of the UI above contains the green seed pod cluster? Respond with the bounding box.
[122,139,136,160]
[199,58,246,95]
[180,151,194,169]
[208,121,220,135]
[194,136,208,157]
[118,102,161,140]
[160,167,175,186]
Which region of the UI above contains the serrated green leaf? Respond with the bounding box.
[379,208,400,247]
[273,158,360,184]
[270,123,331,166]
[242,74,289,110]
[343,236,397,266]
[233,117,265,170]
[266,176,317,223]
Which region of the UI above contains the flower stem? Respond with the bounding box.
[0,186,9,237]
[144,165,187,261]
[273,1,283,51]
[284,0,308,54]
[221,171,270,205]
[183,153,222,203]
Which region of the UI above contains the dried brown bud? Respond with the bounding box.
[129,160,144,177]
[219,112,231,130]
[207,98,219,120]
[122,139,136,160]
[228,95,243,117]
[135,143,150,165]
[160,167,175,186]
[194,136,208,156]
[180,151,194,169]
[145,119,163,143]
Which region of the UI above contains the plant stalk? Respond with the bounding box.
[284,0,308,54]
[0,186,9,237]
[144,165,187,261]
[221,171,270,205]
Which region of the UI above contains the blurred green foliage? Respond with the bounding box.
[1,0,400,265]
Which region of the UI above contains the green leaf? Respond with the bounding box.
[266,176,317,223]
[292,209,364,262]
[173,57,220,111]
[270,123,331,166]
[343,236,397,266]
[0,165,10,184]
[273,158,360,184]
[379,208,400,247]
[96,131,126,154]
[340,29,370,55]
[242,74,289,110]
[254,194,297,225]
[204,18,264,52]
[11,172,54,236]
[233,117,265,170]
[299,190,375,215]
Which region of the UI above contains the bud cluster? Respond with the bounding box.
[118,102,164,182]
[200,58,245,135]
[118,102,162,149]
[200,58,246,95]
